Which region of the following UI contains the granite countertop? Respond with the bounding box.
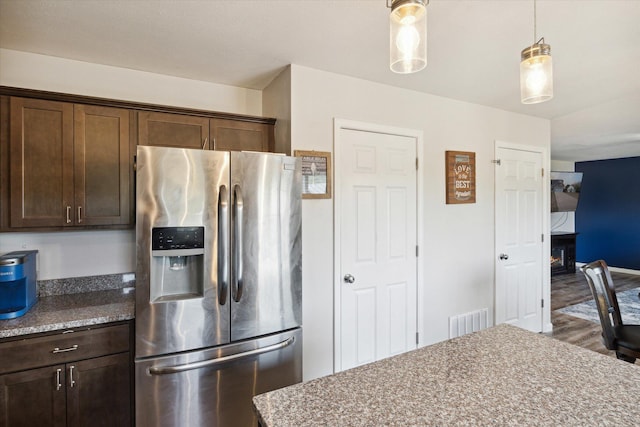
[0,273,135,339]
[253,324,640,426]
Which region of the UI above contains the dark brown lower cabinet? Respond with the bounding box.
[0,365,66,427]
[0,323,132,427]
[66,353,131,427]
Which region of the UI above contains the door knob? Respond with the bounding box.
[499,253,509,260]
[343,274,355,284]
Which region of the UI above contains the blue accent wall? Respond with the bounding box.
[575,156,640,270]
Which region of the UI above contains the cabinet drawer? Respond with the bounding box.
[0,324,130,374]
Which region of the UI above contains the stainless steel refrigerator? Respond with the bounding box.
[134,146,302,427]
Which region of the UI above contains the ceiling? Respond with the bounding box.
[1,0,638,162]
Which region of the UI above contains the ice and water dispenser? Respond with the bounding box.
[0,250,38,319]
[150,227,204,302]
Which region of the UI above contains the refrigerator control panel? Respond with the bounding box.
[152,227,205,251]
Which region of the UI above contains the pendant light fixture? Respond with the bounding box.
[389,0,428,74]
[520,0,553,104]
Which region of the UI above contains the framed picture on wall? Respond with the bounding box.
[294,150,332,199]
[445,150,476,204]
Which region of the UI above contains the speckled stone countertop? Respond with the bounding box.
[0,273,135,339]
[253,324,640,426]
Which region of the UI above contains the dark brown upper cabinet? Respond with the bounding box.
[211,118,272,152]
[74,105,133,226]
[0,86,277,232]
[5,97,134,230]
[139,111,274,152]
[138,111,209,149]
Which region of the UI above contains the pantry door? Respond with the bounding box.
[334,120,422,372]
[495,142,545,332]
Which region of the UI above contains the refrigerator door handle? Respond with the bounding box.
[232,184,244,302]
[147,336,295,375]
[218,185,229,305]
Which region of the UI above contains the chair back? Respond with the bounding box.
[580,260,624,350]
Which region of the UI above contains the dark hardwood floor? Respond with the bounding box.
[550,268,640,360]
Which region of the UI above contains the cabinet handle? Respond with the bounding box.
[212,137,216,150]
[56,368,63,391]
[52,344,78,354]
[202,137,208,150]
[69,365,76,388]
[66,206,72,224]
[77,206,82,223]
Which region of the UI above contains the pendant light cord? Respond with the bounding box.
[533,0,537,44]
[532,0,545,46]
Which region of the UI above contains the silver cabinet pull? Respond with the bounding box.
[69,365,76,387]
[343,274,355,284]
[77,206,82,223]
[66,206,72,224]
[56,368,63,391]
[52,344,78,354]
[202,137,208,150]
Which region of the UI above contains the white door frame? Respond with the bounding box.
[333,118,425,372]
[494,140,552,333]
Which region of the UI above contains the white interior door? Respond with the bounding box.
[336,125,418,372]
[495,144,544,332]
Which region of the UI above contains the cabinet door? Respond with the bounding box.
[0,365,66,427]
[66,353,131,427]
[138,111,209,149]
[211,118,273,152]
[74,105,133,226]
[9,97,74,227]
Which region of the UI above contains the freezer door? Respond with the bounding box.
[230,152,302,341]
[135,328,302,427]
[136,146,231,357]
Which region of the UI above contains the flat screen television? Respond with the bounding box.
[550,171,583,212]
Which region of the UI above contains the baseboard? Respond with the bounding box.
[575,262,640,276]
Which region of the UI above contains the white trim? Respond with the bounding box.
[333,118,425,373]
[494,140,551,333]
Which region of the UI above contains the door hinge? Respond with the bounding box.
[541,299,544,308]
[416,245,419,257]
[491,159,501,165]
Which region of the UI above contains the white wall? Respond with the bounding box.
[0,231,135,280]
[550,160,576,232]
[287,65,550,381]
[0,49,263,280]
[0,49,262,115]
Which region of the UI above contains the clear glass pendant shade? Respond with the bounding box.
[520,42,553,104]
[390,1,427,73]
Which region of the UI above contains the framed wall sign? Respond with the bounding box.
[294,150,332,199]
[445,150,476,204]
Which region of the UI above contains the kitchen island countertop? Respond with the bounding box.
[0,274,134,339]
[253,324,640,426]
